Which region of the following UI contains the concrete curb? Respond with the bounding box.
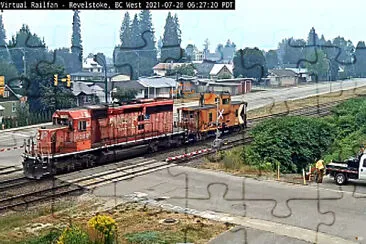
[0,122,52,132]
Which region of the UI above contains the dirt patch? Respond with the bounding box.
[0,194,229,244]
[247,86,366,119]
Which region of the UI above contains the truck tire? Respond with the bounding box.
[335,173,347,185]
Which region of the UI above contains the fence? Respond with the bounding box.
[1,110,53,130]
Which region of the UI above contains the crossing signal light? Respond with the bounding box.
[66,75,71,87]
[53,74,58,86]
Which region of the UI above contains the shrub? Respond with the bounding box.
[56,225,90,244]
[88,214,117,244]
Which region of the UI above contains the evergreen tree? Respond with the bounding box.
[354,41,366,77]
[173,13,182,44]
[131,14,141,46]
[115,12,138,79]
[305,49,329,81]
[0,15,6,47]
[265,50,279,69]
[0,14,9,61]
[307,27,319,46]
[161,12,182,63]
[322,40,339,81]
[71,10,83,71]
[139,10,157,76]
[120,12,132,47]
[8,24,47,76]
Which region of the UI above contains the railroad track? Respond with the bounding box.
[0,166,23,176]
[0,99,345,212]
[0,177,32,192]
[0,157,176,212]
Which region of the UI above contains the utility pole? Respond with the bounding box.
[93,54,108,103]
[212,94,223,150]
[22,48,26,76]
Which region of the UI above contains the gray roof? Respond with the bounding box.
[70,71,120,79]
[138,76,176,88]
[269,69,298,77]
[194,62,215,77]
[112,80,145,91]
[72,82,94,96]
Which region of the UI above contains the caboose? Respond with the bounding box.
[177,92,247,141]
[22,98,185,179]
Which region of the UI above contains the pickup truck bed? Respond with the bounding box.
[325,158,359,185]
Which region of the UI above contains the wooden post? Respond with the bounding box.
[302,169,306,185]
[309,165,312,181]
[277,162,280,180]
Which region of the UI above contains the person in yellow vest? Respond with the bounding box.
[315,159,325,183]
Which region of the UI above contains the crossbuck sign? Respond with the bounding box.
[218,109,224,120]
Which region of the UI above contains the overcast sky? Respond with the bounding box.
[1,0,364,58]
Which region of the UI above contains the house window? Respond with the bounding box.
[78,120,87,131]
[209,112,213,122]
[3,90,9,98]
[235,109,238,117]
[138,124,144,130]
[12,102,16,112]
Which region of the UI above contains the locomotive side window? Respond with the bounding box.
[209,112,213,122]
[222,98,230,104]
[78,121,87,131]
[137,115,144,121]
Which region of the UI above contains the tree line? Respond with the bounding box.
[232,27,366,82]
[114,10,183,80]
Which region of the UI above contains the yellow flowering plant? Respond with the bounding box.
[88,213,117,244]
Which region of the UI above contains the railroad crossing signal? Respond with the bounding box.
[53,74,58,86]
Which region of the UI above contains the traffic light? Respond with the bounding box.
[53,74,58,86]
[66,75,71,87]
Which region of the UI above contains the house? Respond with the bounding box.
[138,76,177,98]
[177,77,252,96]
[152,63,187,76]
[267,69,299,87]
[209,64,234,79]
[195,78,252,95]
[0,85,27,126]
[70,72,131,103]
[70,71,130,83]
[82,57,103,73]
[72,82,101,106]
[110,80,146,100]
[285,68,310,82]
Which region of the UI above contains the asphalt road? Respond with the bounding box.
[92,165,364,244]
[174,78,366,112]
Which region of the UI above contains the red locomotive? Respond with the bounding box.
[22,92,247,179]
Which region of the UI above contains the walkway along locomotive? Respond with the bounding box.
[22,92,247,179]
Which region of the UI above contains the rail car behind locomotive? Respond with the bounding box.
[178,92,247,140]
[22,92,247,179]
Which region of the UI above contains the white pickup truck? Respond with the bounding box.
[325,154,366,185]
